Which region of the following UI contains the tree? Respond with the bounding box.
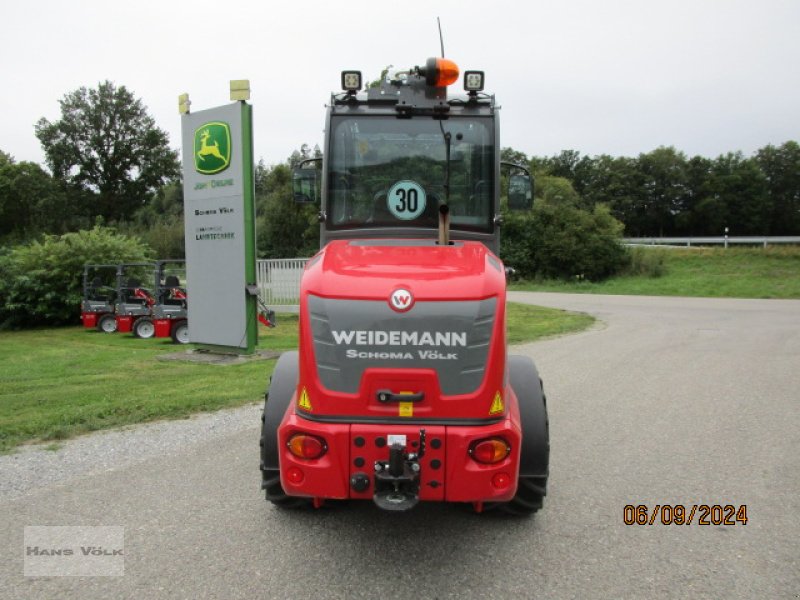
[756,141,800,234]
[707,153,770,235]
[581,155,646,235]
[501,147,529,166]
[675,155,713,235]
[520,141,800,237]
[0,153,71,239]
[126,182,186,258]
[35,81,179,224]
[541,150,594,198]
[255,157,319,259]
[637,147,689,236]
[287,144,322,168]
[535,175,582,208]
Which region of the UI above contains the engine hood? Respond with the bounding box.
[302,239,506,301]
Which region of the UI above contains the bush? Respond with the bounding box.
[0,225,152,328]
[124,182,186,259]
[120,215,185,260]
[625,246,667,277]
[501,202,628,281]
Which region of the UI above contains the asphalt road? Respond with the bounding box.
[2,293,799,599]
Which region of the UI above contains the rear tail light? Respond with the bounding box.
[287,433,327,459]
[469,438,511,464]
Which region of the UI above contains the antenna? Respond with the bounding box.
[437,17,445,57]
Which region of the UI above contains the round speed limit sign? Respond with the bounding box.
[387,180,426,220]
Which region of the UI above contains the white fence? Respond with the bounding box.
[624,236,800,248]
[256,258,309,307]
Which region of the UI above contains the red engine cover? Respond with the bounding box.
[295,239,508,423]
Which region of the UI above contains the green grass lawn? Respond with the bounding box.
[505,302,594,344]
[0,302,592,453]
[512,246,800,299]
[0,322,296,454]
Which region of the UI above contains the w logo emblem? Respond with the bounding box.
[194,122,231,175]
[389,288,414,312]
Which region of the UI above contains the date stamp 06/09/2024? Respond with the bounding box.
[623,504,748,526]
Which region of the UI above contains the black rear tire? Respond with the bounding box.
[496,354,550,516]
[498,475,547,516]
[259,352,310,508]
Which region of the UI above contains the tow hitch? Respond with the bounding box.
[373,429,426,511]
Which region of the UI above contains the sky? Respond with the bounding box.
[2,0,799,169]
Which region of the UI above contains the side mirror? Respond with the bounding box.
[508,174,533,211]
[500,161,534,211]
[292,167,319,204]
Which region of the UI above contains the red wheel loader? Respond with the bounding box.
[260,58,548,514]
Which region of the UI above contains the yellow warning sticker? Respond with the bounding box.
[399,402,413,417]
[298,388,312,411]
[489,392,504,415]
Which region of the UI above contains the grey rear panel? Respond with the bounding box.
[308,295,496,396]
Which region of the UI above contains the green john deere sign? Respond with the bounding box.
[193,121,231,174]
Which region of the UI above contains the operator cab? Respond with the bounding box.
[293,58,533,254]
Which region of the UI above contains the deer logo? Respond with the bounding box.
[193,121,231,174]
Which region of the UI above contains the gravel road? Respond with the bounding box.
[1,293,798,599]
[0,405,261,499]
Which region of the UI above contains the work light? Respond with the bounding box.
[464,71,485,92]
[341,71,362,92]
